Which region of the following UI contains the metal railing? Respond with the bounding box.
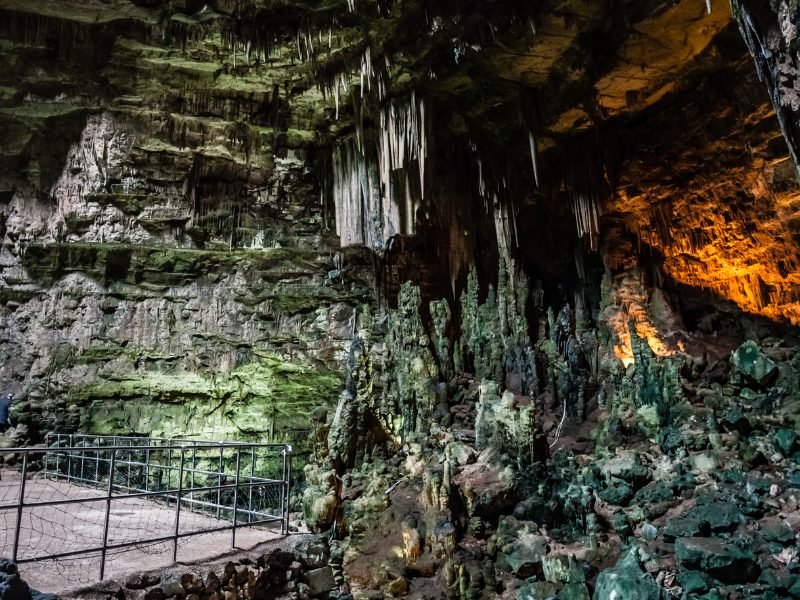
[0,434,292,580]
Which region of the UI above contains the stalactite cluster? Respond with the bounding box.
[331,91,427,251]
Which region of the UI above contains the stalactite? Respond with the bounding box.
[377,91,428,207]
[571,192,601,251]
[331,91,429,251]
[360,47,372,97]
[494,201,514,269]
[560,133,611,252]
[528,130,539,188]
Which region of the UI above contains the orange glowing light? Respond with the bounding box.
[612,319,674,367]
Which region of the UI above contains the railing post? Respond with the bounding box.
[80,440,86,483]
[12,453,29,563]
[167,446,173,498]
[145,447,150,492]
[191,445,197,504]
[216,446,223,519]
[282,445,292,536]
[173,446,185,563]
[67,434,74,483]
[127,440,132,491]
[248,449,255,524]
[100,450,116,580]
[232,447,241,548]
[44,435,51,479]
[95,437,100,485]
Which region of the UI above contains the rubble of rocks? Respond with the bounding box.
[294,274,800,600]
[62,535,349,600]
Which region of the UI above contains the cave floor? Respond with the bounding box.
[0,473,283,594]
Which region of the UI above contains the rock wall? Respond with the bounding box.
[0,0,375,451]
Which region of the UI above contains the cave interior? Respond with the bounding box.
[1,0,800,598]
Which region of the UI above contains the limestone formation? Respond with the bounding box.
[1,1,800,599]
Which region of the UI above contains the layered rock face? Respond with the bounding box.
[0,0,375,447]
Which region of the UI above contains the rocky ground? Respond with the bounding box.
[294,274,800,600]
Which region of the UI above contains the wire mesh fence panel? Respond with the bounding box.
[1,436,291,588]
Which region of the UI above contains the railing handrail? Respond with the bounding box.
[1,435,292,581]
[13,443,292,453]
[47,433,291,447]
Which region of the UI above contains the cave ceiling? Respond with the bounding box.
[0,0,798,326]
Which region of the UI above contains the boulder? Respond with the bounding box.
[295,536,330,570]
[600,451,651,490]
[304,566,335,596]
[677,570,712,594]
[505,532,548,579]
[674,537,760,583]
[516,581,561,600]
[180,573,205,595]
[0,559,30,600]
[454,457,519,518]
[598,482,633,506]
[542,555,586,584]
[774,428,798,456]
[557,583,590,600]
[661,518,711,542]
[730,341,778,387]
[126,573,161,590]
[593,550,662,600]
[760,517,795,544]
[684,502,743,534]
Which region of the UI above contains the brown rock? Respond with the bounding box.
[384,577,409,597]
[181,573,205,595]
[205,571,221,594]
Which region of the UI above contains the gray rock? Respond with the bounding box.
[674,537,760,583]
[684,501,743,534]
[126,573,161,590]
[774,427,798,456]
[661,518,711,541]
[304,566,335,596]
[295,537,330,569]
[180,573,205,595]
[0,559,30,600]
[515,581,561,600]
[593,549,662,600]
[760,517,795,544]
[640,523,658,541]
[730,341,778,387]
[542,555,585,584]
[506,532,548,579]
[677,570,712,594]
[557,583,590,600]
